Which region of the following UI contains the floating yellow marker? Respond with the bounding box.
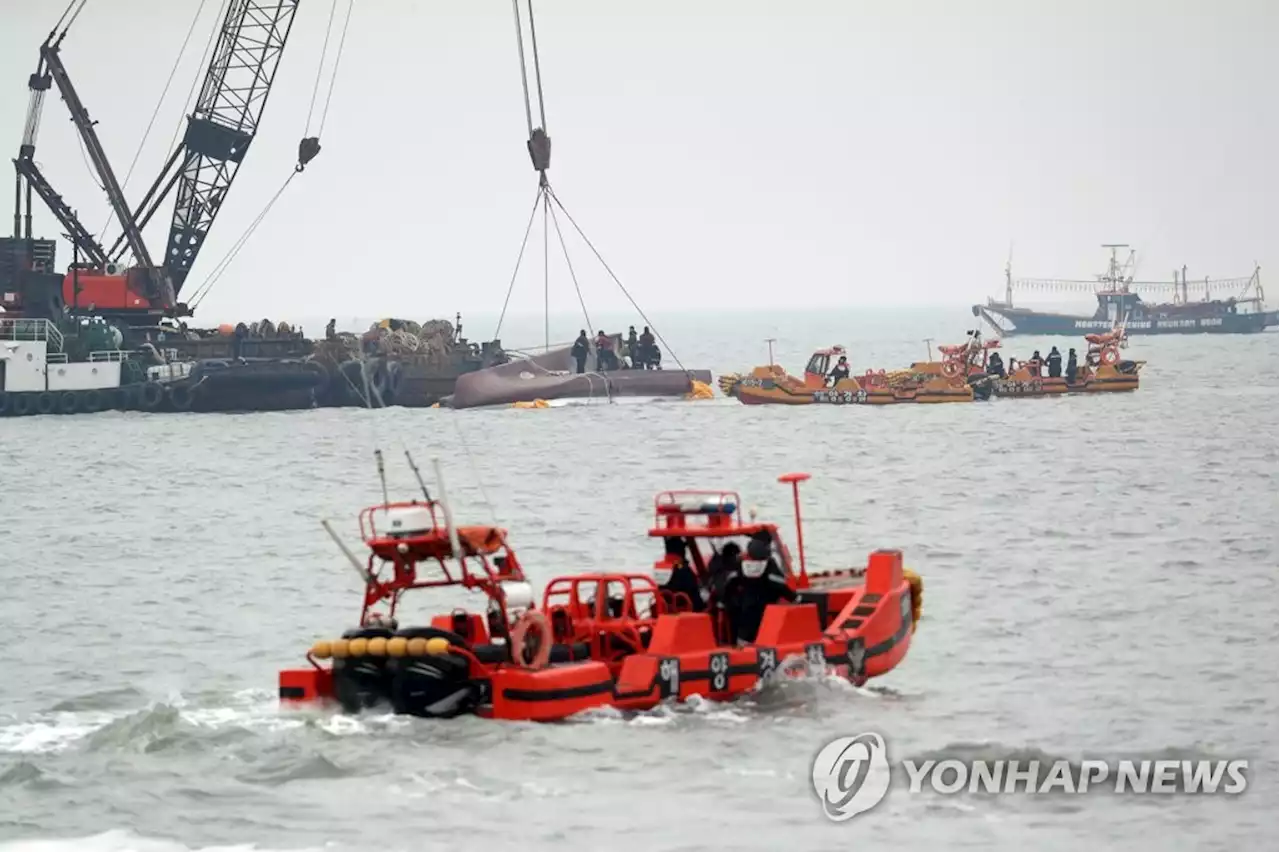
[685,380,714,400]
[367,637,388,656]
[331,639,349,658]
[425,637,451,656]
[386,637,408,657]
[406,637,427,656]
[311,640,332,659]
[348,637,369,656]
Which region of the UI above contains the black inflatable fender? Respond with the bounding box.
[35,392,57,415]
[80,388,103,413]
[386,626,479,718]
[117,384,141,410]
[331,625,399,712]
[0,392,8,416]
[138,382,164,410]
[168,383,195,411]
[396,625,469,646]
[11,393,34,417]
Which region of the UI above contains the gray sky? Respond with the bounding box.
[1,0,1276,323]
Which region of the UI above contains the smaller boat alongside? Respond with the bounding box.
[279,457,921,722]
[719,345,984,406]
[910,328,1144,397]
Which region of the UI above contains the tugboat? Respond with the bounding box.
[279,456,922,722]
[718,344,985,405]
[973,244,1278,337]
[0,315,326,416]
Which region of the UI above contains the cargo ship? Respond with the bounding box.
[972,245,1277,337]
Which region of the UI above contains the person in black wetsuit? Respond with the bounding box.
[656,537,705,612]
[1046,346,1062,378]
[1065,348,1078,383]
[706,542,742,640]
[724,532,798,643]
[827,356,850,385]
[986,351,1005,377]
[639,326,657,369]
[626,326,639,368]
[571,330,590,374]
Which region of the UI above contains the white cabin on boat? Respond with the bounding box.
[0,318,123,393]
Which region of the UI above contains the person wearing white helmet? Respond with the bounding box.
[724,530,797,643]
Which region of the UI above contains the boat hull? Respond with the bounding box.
[729,369,973,405]
[908,360,1142,396]
[281,566,919,722]
[973,304,1278,336]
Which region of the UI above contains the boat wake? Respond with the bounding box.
[0,666,882,760]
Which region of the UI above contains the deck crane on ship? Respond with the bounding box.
[1,0,345,334]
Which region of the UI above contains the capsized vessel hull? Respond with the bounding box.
[445,345,712,409]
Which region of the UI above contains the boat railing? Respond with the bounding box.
[0,318,64,351]
[46,352,68,364]
[88,350,131,362]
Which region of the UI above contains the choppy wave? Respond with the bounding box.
[0,831,328,852]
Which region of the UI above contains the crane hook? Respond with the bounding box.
[296,136,321,173]
[526,127,550,173]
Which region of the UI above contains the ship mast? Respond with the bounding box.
[1099,243,1133,294]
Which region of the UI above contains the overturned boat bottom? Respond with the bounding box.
[281,599,912,722]
[443,344,714,408]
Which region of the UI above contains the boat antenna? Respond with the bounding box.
[374,449,390,509]
[404,450,433,502]
[765,337,776,365]
[777,472,812,586]
[923,337,934,361]
[432,457,465,564]
[321,519,373,584]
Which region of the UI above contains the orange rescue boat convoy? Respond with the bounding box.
[279,468,922,722]
[718,328,1143,405]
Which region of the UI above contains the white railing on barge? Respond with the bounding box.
[0,318,65,351]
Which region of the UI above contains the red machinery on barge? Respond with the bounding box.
[279,456,922,722]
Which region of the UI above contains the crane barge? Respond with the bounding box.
[3,0,310,329]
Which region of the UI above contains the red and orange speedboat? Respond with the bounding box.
[279,458,922,722]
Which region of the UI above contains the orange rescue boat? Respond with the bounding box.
[278,456,922,722]
[909,328,1143,396]
[719,345,977,405]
